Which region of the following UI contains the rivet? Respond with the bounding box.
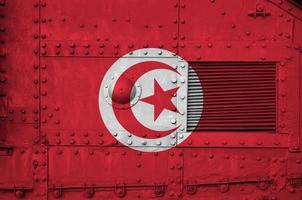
[70,43,76,48]
[170,118,176,124]
[156,140,161,146]
[33,34,39,39]
[141,140,147,145]
[171,77,177,83]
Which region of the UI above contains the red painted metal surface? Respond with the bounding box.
[0,0,302,199]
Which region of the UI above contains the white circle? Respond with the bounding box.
[98,48,202,152]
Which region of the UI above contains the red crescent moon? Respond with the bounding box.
[112,61,180,139]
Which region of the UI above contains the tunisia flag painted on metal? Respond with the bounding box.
[0,0,301,199]
[99,48,201,152]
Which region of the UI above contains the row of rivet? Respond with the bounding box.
[37,41,299,59]
[183,139,290,148]
[273,0,302,20]
[0,4,6,100]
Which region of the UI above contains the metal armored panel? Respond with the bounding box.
[0,0,302,199]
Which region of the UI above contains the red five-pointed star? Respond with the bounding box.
[140,79,180,121]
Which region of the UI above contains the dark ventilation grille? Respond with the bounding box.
[187,62,277,132]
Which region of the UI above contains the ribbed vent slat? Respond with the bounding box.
[187,63,276,132]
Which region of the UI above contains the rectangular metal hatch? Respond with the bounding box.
[187,62,277,133]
